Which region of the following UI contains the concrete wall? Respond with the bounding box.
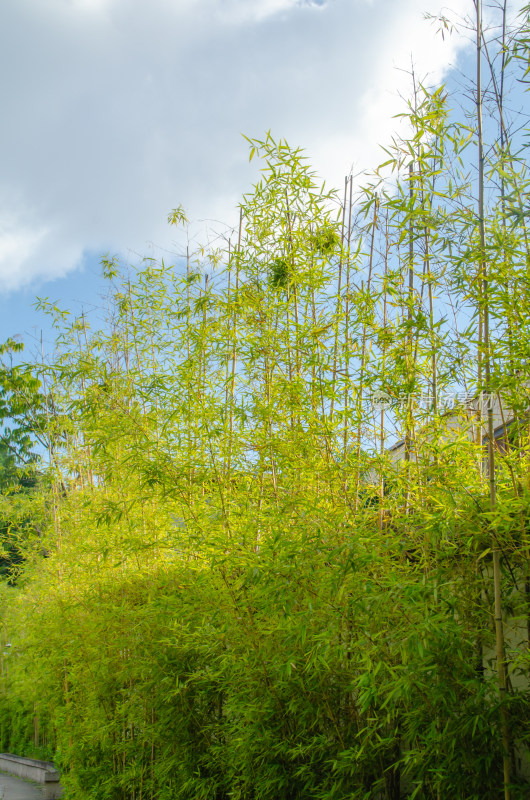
[0,754,62,799]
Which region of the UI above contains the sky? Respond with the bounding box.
[0,0,485,349]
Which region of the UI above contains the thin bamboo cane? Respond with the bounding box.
[404,161,415,518]
[475,2,511,795]
[343,177,353,496]
[330,177,348,424]
[354,196,378,509]
[186,246,193,502]
[379,209,390,531]
[227,210,242,487]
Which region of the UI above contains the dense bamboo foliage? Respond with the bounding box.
[0,4,529,799]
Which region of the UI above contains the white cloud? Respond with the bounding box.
[0,220,49,291]
[0,0,484,292]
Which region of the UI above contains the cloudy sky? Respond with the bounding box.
[0,0,477,344]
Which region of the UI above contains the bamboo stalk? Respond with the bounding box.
[403,161,415,518]
[343,176,353,494]
[379,209,390,531]
[330,177,348,424]
[227,209,242,486]
[475,2,511,795]
[354,195,378,509]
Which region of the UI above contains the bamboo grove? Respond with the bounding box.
[0,3,529,799]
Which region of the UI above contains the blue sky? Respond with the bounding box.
[0,253,106,355]
[0,0,510,353]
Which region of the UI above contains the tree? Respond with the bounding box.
[0,339,47,583]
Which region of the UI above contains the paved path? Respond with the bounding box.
[0,773,44,800]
